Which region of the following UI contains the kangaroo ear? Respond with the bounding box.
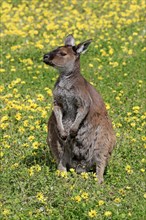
[64,34,75,46]
[76,39,92,54]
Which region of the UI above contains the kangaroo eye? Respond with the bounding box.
[60,52,67,56]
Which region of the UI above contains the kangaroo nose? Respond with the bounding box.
[44,54,50,59]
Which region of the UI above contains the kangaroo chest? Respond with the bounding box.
[53,86,77,121]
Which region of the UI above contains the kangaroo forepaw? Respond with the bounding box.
[59,130,68,140]
[70,126,78,137]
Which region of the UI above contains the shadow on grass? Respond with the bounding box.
[22,147,56,171]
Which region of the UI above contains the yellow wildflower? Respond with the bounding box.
[125,165,133,174]
[15,112,22,121]
[1,115,9,122]
[88,209,97,218]
[81,172,88,179]
[74,195,81,202]
[89,63,94,68]
[104,211,112,217]
[81,192,89,200]
[2,209,11,216]
[28,135,35,141]
[98,200,104,206]
[70,168,75,173]
[60,171,68,178]
[140,168,145,173]
[36,192,46,203]
[32,141,39,149]
[114,197,121,203]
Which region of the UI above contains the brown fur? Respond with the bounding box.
[43,35,116,184]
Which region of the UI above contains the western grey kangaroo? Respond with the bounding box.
[43,35,116,184]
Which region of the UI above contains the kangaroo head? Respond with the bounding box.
[43,35,92,73]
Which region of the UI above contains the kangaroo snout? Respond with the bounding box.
[43,54,50,64]
[43,53,55,67]
[44,54,50,59]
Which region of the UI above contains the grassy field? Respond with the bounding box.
[0,0,146,219]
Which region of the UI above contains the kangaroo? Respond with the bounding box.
[43,35,116,184]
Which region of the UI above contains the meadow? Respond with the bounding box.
[0,0,146,219]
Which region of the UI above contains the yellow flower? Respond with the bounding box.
[132,106,140,114]
[44,88,53,96]
[56,170,67,178]
[60,171,68,178]
[41,110,47,118]
[22,143,29,148]
[0,85,4,92]
[0,68,5,73]
[88,209,97,218]
[100,49,107,56]
[0,122,9,130]
[104,211,112,217]
[36,192,46,203]
[109,48,114,55]
[106,103,110,110]
[1,115,9,122]
[2,209,11,216]
[32,141,39,149]
[0,151,4,157]
[90,81,95,86]
[36,94,44,101]
[28,167,34,176]
[28,135,35,141]
[141,136,146,142]
[89,63,93,68]
[130,122,136,127]
[11,45,21,51]
[116,123,122,128]
[81,192,89,200]
[141,158,145,163]
[81,172,88,179]
[35,164,41,171]
[119,188,126,196]
[13,88,18,94]
[11,163,19,169]
[125,165,133,174]
[29,165,41,176]
[98,200,104,206]
[74,195,81,202]
[70,168,75,173]
[127,112,132,116]
[114,197,121,203]
[109,61,119,67]
[116,132,120,137]
[140,168,145,173]
[6,53,11,59]
[35,42,44,49]
[126,186,131,190]
[15,112,22,121]
[11,67,16,72]
[4,144,10,148]
[18,127,25,134]
[116,96,120,101]
[97,76,103,80]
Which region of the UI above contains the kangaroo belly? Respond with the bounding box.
[65,121,95,171]
[65,117,115,172]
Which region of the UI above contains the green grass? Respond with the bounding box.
[0,0,146,219]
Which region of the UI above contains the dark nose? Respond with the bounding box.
[43,54,50,59]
